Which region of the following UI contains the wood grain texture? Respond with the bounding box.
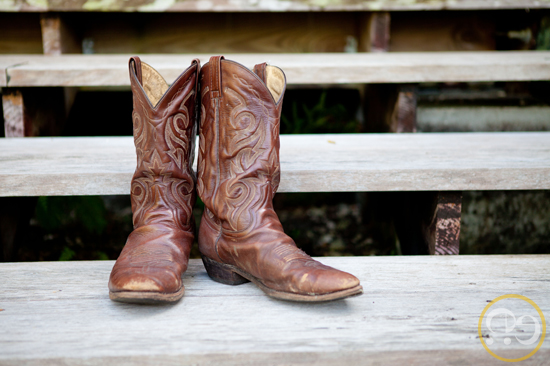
[390,12,496,52]
[84,12,357,54]
[1,0,550,12]
[2,51,550,87]
[1,132,549,196]
[40,13,63,56]
[0,56,30,86]
[0,256,548,365]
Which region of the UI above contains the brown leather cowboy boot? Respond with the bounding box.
[109,57,200,304]
[197,56,363,302]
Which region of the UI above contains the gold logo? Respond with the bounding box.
[478,294,546,362]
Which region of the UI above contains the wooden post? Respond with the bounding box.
[363,84,417,133]
[423,192,463,255]
[359,13,418,134]
[40,13,81,55]
[2,89,29,137]
[1,88,34,261]
[391,191,463,255]
[389,85,417,133]
[358,12,390,53]
[40,12,79,119]
[0,88,36,261]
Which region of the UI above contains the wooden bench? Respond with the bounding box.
[1,132,549,255]
[1,1,549,364]
[2,52,550,87]
[1,255,549,365]
[1,0,549,257]
[1,133,549,196]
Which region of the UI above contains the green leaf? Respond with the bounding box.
[59,247,76,261]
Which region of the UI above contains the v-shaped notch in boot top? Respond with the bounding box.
[139,62,169,108]
[129,57,200,110]
[251,62,286,105]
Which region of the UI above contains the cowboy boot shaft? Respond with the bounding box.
[130,57,199,231]
[198,57,283,234]
[198,56,292,277]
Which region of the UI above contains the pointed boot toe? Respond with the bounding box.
[301,268,363,300]
[109,257,185,304]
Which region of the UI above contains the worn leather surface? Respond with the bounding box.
[197,56,361,296]
[109,57,199,296]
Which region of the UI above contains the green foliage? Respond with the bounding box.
[93,251,110,260]
[537,16,550,50]
[35,196,107,234]
[281,91,358,134]
[460,191,550,254]
[59,246,76,261]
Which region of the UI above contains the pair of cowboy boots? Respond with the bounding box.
[108,56,363,304]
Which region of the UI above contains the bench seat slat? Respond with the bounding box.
[0,255,549,364]
[2,51,550,87]
[0,56,32,87]
[0,132,549,196]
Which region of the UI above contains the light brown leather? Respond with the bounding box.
[197,56,362,301]
[108,57,200,303]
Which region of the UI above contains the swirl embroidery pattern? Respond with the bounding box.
[130,85,195,231]
[221,80,279,233]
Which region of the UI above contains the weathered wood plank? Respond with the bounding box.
[0,132,549,196]
[1,0,550,12]
[83,12,358,54]
[0,57,25,87]
[0,67,5,87]
[0,256,548,365]
[418,106,550,132]
[3,51,550,87]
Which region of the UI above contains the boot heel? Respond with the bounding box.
[201,255,249,286]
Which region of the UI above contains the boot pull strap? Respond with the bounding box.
[209,55,225,98]
[190,58,201,96]
[129,56,142,84]
[253,62,267,84]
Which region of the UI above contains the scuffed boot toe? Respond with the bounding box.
[307,268,362,298]
[109,266,184,304]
